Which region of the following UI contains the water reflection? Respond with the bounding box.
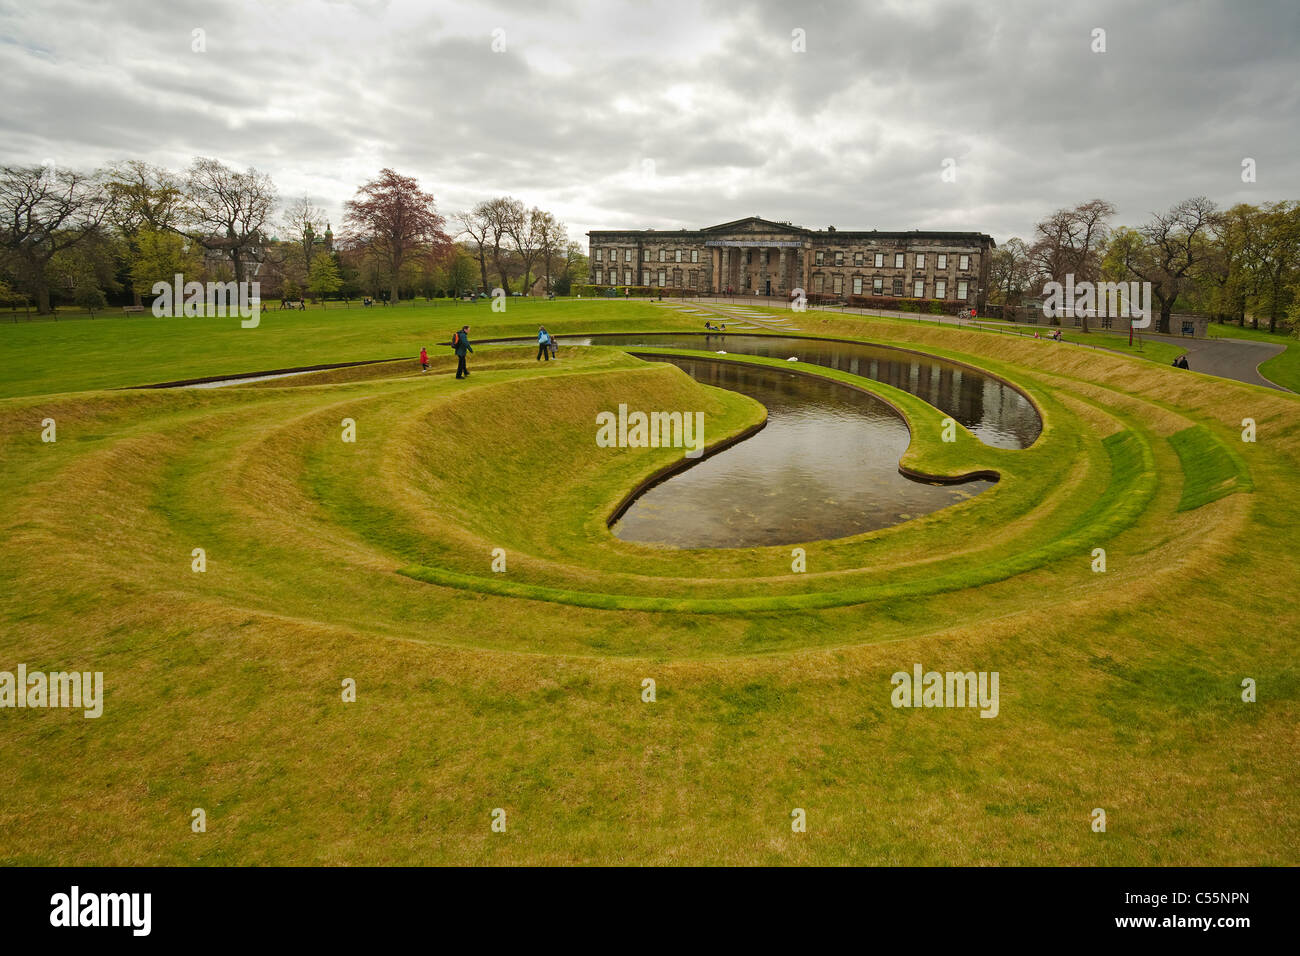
[611,356,994,549]
[558,333,1041,449]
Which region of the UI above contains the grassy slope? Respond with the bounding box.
[0,300,1296,865]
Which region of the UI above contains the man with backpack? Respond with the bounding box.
[453,325,473,379]
[537,326,552,361]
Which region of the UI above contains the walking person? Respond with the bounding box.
[419,346,429,372]
[549,329,558,360]
[454,325,473,379]
[537,326,552,361]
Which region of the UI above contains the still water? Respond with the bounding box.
[560,333,1041,450]
[608,356,995,549]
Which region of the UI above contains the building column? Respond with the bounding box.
[778,247,787,295]
[712,247,720,292]
[801,246,810,294]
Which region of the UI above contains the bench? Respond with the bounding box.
[122,305,145,314]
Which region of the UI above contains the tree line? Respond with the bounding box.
[0,159,589,314]
[989,197,1300,334]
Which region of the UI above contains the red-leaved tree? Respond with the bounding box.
[343,169,449,304]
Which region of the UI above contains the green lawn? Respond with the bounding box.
[0,298,1296,864]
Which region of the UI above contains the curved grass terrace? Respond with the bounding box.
[0,298,1296,865]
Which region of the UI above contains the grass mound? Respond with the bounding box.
[1,300,1297,866]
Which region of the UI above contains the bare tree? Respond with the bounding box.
[0,165,112,314]
[988,237,1033,314]
[282,196,327,263]
[1029,199,1115,331]
[1110,197,1218,334]
[479,197,522,293]
[176,157,276,284]
[535,211,566,294]
[456,207,493,294]
[505,205,546,294]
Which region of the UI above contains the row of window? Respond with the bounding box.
[592,248,973,271]
[593,248,701,263]
[813,276,967,298]
[815,252,970,270]
[588,269,969,299]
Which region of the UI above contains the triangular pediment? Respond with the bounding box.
[701,217,807,235]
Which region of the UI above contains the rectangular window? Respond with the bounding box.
[957,280,969,300]
[835,252,844,266]
[916,254,925,269]
[814,274,824,293]
[937,254,947,269]
[854,252,864,266]
[625,250,633,262]
[874,253,884,268]
[642,249,650,262]
[914,280,925,298]
[853,277,863,294]
[959,254,970,271]
[894,253,904,269]
[657,270,666,287]
[624,269,632,284]
[595,270,602,283]
[815,251,824,265]
[833,275,843,294]
[595,249,603,262]
[658,249,666,262]
[675,249,682,263]
[642,270,649,285]
[691,250,699,263]
[892,278,903,296]
[935,279,946,299]
[873,278,883,294]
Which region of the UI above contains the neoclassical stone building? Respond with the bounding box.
[588,216,995,310]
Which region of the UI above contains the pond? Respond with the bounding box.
[606,355,995,549]
[558,333,1041,450]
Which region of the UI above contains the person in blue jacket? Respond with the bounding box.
[454,325,473,379]
[537,326,552,361]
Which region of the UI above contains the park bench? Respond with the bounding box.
[122,305,145,314]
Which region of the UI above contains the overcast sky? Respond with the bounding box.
[2,0,1297,247]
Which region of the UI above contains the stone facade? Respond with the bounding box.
[587,216,995,310]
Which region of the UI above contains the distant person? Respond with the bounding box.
[549,330,558,359]
[454,325,473,379]
[537,326,552,361]
[1173,355,1190,370]
[419,346,429,372]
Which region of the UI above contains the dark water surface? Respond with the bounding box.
[606,356,994,549]
[559,333,1041,450]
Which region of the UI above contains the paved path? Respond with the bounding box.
[1140,333,1288,390]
